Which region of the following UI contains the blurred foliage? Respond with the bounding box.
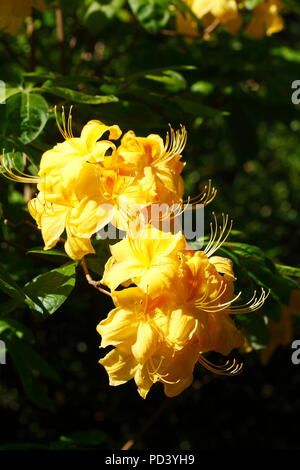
[0,0,299,450]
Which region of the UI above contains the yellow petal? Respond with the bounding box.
[39,139,84,177]
[40,210,67,250]
[134,364,154,399]
[166,309,198,350]
[64,235,95,260]
[138,257,180,297]
[80,120,121,151]
[97,307,138,348]
[67,198,99,238]
[101,258,145,291]
[112,286,147,310]
[207,313,245,356]
[209,256,236,281]
[131,322,159,363]
[100,348,137,386]
[246,0,284,38]
[109,237,135,263]
[162,343,200,397]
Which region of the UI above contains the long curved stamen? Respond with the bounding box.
[205,212,233,258]
[147,356,180,385]
[0,153,40,184]
[229,288,269,314]
[195,281,243,313]
[151,202,186,224]
[183,180,217,207]
[195,283,268,314]
[55,105,74,140]
[149,180,217,225]
[152,124,187,167]
[198,354,243,376]
[194,278,228,305]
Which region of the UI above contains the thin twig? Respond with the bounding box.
[160,18,220,39]
[204,18,220,36]
[81,257,112,297]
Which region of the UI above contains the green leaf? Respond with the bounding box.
[0,151,25,173]
[242,259,298,307]
[0,429,107,450]
[0,86,22,104]
[99,0,125,18]
[27,247,69,258]
[260,294,282,322]
[275,264,300,278]
[223,242,268,263]
[82,0,125,34]
[271,47,300,64]
[19,93,49,144]
[0,318,34,343]
[41,85,118,105]
[191,81,215,95]
[129,0,170,33]
[144,70,187,93]
[236,313,271,350]
[59,430,107,446]
[0,262,26,304]
[171,96,227,117]
[3,335,59,410]
[24,262,77,316]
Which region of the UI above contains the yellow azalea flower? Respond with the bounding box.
[101,224,187,295]
[246,0,284,38]
[100,341,202,399]
[176,0,285,38]
[38,117,122,182]
[25,118,123,259]
[170,250,246,356]
[97,261,253,398]
[0,0,45,35]
[97,287,164,361]
[98,215,268,397]
[176,0,200,38]
[192,0,240,21]
[176,0,242,38]
[117,126,186,205]
[2,114,148,259]
[2,113,201,259]
[97,287,204,398]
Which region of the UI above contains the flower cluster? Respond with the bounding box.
[1,109,187,259]
[177,0,284,39]
[1,113,268,398]
[98,221,267,398]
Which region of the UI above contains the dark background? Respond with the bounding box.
[0,0,300,450]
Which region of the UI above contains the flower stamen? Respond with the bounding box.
[198,354,243,376]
